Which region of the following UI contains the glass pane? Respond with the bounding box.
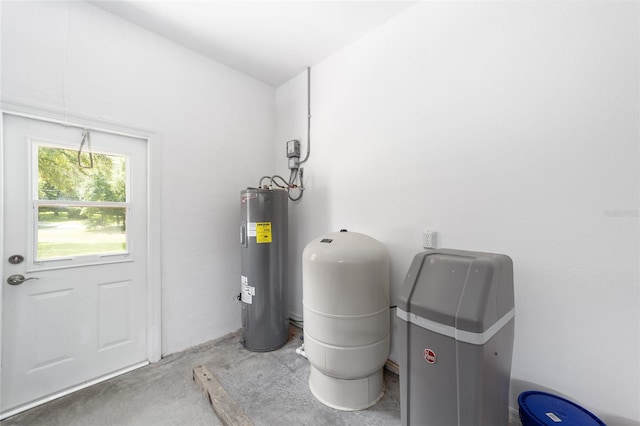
[37,206,127,259]
[38,145,127,202]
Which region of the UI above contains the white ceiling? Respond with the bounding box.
[90,1,417,87]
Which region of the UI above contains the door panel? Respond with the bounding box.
[29,289,74,370]
[1,114,148,414]
[98,280,132,350]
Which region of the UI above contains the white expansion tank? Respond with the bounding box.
[302,229,390,410]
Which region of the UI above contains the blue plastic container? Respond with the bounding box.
[518,391,606,426]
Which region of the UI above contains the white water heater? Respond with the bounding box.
[302,230,390,410]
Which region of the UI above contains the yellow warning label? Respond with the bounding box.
[256,222,272,244]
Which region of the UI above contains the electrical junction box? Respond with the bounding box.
[288,157,300,170]
[287,139,300,158]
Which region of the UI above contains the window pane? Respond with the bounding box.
[38,146,127,202]
[37,206,127,259]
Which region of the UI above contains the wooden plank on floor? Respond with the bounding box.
[193,365,253,426]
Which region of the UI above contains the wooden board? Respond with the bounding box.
[193,365,253,426]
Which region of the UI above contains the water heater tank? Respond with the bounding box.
[240,188,288,352]
[302,230,390,410]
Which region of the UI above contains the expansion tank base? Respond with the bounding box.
[308,365,384,411]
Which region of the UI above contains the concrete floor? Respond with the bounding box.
[1,326,400,426]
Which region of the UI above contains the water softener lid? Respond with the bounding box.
[518,391,606,426]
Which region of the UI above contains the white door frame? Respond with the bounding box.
[0,99,162,414]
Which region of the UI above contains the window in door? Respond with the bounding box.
[34,143,130,262]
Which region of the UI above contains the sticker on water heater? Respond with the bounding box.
[255,222,272,244]
[247,223,257,237]
[241,275,255,304]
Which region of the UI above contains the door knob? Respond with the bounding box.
[6,274,39,286]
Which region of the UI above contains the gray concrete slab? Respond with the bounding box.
[2,326,400,426]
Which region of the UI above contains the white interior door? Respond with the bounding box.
[1,114,148,414]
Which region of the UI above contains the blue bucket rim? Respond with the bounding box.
[518,391,606,426]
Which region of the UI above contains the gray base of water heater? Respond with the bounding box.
[241,338,287,353]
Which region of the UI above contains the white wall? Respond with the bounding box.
[1,1,275,355]
[276,1,639,423]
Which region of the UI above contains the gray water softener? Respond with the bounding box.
[239,188,288,352]
[397,249,515,426]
